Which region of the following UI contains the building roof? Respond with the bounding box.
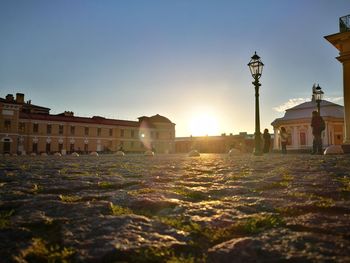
[2,93,174,128]
[149,114,173,123]
[138,114,174,124]
[20,112,140,127]
[271,100,344,127]
[1,96,51,113]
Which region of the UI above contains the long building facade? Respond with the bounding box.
[0,93,175,155]
[175,133,259,153]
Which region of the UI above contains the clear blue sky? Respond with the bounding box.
[0,0,349,136]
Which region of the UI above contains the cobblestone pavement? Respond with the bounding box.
[0,153,350,262]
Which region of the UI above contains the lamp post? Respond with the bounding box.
[248,52,264,155]
[313,84,324,113]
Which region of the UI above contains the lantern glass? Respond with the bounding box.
[314,85,324,102]
[248,52,264,79]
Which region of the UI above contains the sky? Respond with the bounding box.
[0,0,349,137]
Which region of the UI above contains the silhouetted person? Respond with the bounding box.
[311,111,325,155]
[263,128,271,153]
[280,127,288,154]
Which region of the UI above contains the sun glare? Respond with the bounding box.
[189,111,220,136]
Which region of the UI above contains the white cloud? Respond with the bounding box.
[325,96,344,105]
[273,96,344,113]
[273,98,308,112]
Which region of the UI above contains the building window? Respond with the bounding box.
[97,128,101,136]
[120,129,124,137]
[300,132,306,146]
[131,130,135,138]
[85,127,89,136]
[109,128,113,136]
[4,120,11,131]
[287,133,292,146]
[70,126,75,135]
[58,143,63,153]
[59,125,64,135]
[70,143,75,152]
[33,123,39,133]
[32,143,38,153]
[3,139,11,153]
[46,143,51,153]
[19,122,25,132]
[47,124,52,134]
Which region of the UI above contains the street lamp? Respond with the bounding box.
[248,52,264,155]
[313,84,324,113]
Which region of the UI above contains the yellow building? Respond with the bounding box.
[175,133,251,153]
[0,93,175,155]
[325,14,350,153]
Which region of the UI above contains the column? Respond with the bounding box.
[292,126,298,149]
[307,126,313,148]
[325,24,350,152]
[342,57,350,146]
[323,120,329,147]
[273,128,279,150]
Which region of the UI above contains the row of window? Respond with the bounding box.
[9,121,125,137]
[32,142,90,153]
[29,123,111,136]
[3,120,173,139]
[30,141,148,153]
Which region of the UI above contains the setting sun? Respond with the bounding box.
[189,110,220,136]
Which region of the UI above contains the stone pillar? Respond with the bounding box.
[292,126,298,149]
[323,121,329,147]
[307,126,313,148]
[273,127,279,150]
[325,26,350,152]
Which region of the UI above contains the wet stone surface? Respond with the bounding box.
[0,153,350,262]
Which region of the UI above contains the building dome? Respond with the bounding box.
[272,100,343,127]
[271,100,344,151]
[148,114,173,123]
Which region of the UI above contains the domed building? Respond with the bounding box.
[271,99,344,151]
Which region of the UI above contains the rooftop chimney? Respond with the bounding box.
[5,94,14,102]
[16,93,24,104]
[63,111,74,116]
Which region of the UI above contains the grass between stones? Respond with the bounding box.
[19,237,75,263]
[0,209,14,229]
[107,201,284,262]
[15,218,76,262]
[172,187,208,201]
[109,202,133,216]
[30,183,43,194]
[287,192,336,208]
[111,246,198,263]
[58,195,83,203]
[4,155,346,261]
[128,188,157,196]
[97,181,115,189]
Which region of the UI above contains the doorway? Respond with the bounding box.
[335,133,343,145]
[3,140,11,153]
